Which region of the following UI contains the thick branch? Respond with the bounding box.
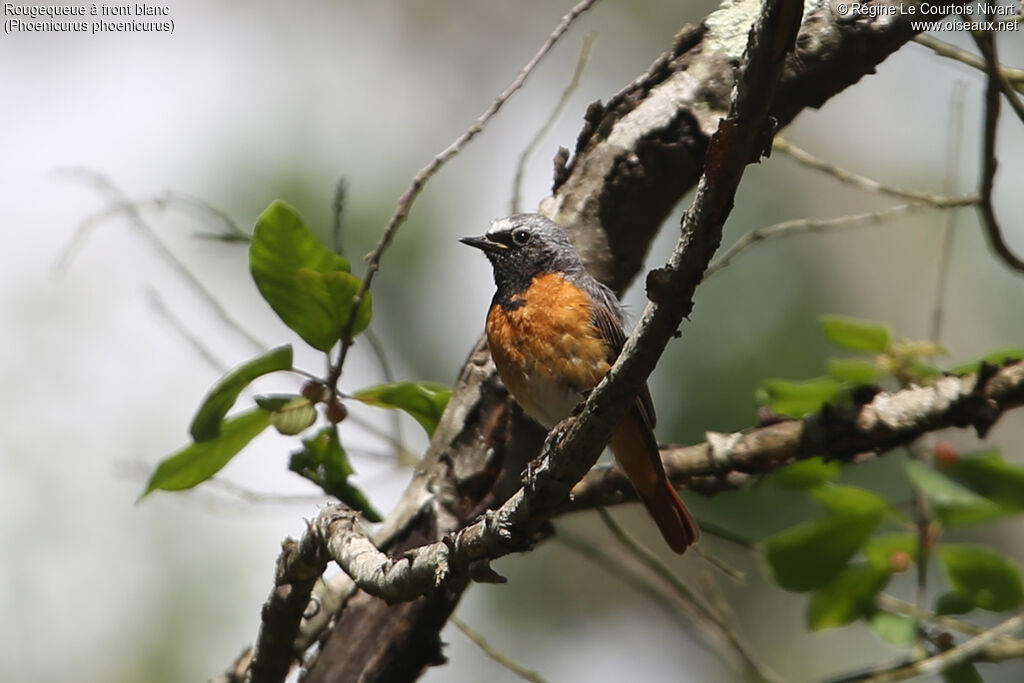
[571,360,1024,507]
[267,362,1024,610]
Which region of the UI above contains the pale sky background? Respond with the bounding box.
[2,1,1023,682]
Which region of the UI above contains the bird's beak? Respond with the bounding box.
[459,235,507,254]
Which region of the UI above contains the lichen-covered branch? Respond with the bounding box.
[570,361,1024,508]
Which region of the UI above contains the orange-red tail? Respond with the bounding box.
[609,413,700,554]
[640,477,700,554]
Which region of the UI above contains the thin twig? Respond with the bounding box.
[693,544,746,583]
[972,30,1024,274]
[57,169,267,350]
[856,613,1024,683]
[146,287,226,373]
[913,34,1024,93]
[929,82,966,342]
[906,441,933,614]
[333,0,601,378]
[773,137,977,207]
[597,509,779,683]
[971,30,1024,125]
[704,201,977,281]
[511,32,597,213]
[877,594,987,638]
[448,615,549,683]
[556,530,697,631]
[332,178,347,256]
[361,327,406,460]
[205,478,331,506]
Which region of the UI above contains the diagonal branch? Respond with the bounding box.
[273,0,803,609]
[972,29,1024,274]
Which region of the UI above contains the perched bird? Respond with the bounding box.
[461,214,699,554]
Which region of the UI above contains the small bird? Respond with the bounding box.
[461,214,699,554]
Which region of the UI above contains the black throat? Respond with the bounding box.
[491,264,537,311]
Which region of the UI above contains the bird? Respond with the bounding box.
[460,213,699,554]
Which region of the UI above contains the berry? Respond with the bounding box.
[934,441,958,466]
[327,400,348,424]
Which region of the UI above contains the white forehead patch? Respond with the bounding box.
[487,217,516,236]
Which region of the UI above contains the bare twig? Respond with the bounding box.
[877,594,987,638]
[597,509,778,683]
[704,201,977,281]
[57,169,266,350]
[361,327,407,460]
[693,544,746,583]
[906,440,933,614]
[556,530,697,631]
[332,178,347,256]
[146,287,226,373]
[972,30,1024,274]
[854,613,1024,683]
[971,30,1024,125]
[913,34,1024,93]
[930,82,967,342]
[204,478,331,506]
[511,32,597,213]
[448,615,548,683]
[773,137,977,207]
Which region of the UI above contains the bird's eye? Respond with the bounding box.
[511,228,531,246]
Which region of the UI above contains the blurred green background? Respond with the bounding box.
[2,0,1023,681]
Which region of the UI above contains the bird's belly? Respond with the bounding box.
[486,274,610,430]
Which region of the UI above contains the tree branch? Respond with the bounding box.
[847,612,1024,683]
[571,361,1024,507]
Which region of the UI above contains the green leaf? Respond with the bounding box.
[764,499,887,592]
[141,409,271,498]
[190,345,293,442]
[769,457,842,490]
[940,450,1024,518]
[870,612,918,646]
[904,460,1001,523]
[942,662,984,683]
[251,201,367,351]
[864,533,918,572]
[827,357,881,384]
[254,393,298,411]
[267,396,318,436]
[353,381,453,436]
[757,377,846,417]
[936,591,977,615]
[812,484,889,516]
[808,565,890,629]
[820,315,891,353]
[940,544,1024,613]
[289,426,382,521]
[294,269,373,342]
[951,348,1024,375]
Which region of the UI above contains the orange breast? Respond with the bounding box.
[486,273,610,429]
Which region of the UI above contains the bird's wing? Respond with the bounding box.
[589,289,657,430]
